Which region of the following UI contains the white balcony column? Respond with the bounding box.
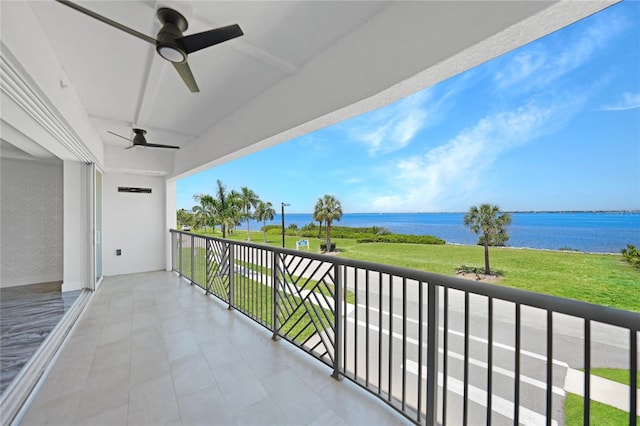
[62,160,90,291]
[166,179,177,271]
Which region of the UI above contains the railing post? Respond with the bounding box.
[228,243,234,310]
[271,251,280,341]
[332,263,343,380]
[205,239,211,295]
[178,232,183,277]
[190,234,195,285]
[425,283,439,426]
[170,231,176,271]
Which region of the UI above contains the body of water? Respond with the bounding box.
[255,211,640,253]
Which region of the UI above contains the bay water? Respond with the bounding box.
[255,211,640,253]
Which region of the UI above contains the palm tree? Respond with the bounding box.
[312,199,325,238]
[254,201,276,243]
[315,194,343,252]
[193,193,216,233]
[212,180,240,238]
[238,187,260,241]
[463,203,512,275]
[176,209,193,229]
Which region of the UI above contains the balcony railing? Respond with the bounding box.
[170,229,639,426]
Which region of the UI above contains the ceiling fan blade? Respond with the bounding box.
[124,145,136,150]
[108,131,132,142]
[172,62,200,92]
[55,0,156,45]
[178,24,243,55]
[143,143,180,150]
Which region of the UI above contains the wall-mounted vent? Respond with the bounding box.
[118,187,152,194]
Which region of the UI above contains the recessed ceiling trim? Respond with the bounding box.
[221,38,299,76]
[0,50,97,164]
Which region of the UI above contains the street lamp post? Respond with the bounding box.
[281,202,290,248]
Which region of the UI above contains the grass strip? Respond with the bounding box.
[564,393,639,426]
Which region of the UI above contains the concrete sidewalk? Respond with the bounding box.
[564,368,639,416]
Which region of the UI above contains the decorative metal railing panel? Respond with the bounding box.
[205,239,231,303]
[273,252,337,366]
[170,230,640,426]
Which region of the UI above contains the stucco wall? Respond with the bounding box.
[102,173,166,276]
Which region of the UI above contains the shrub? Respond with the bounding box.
[320,243,336,252]
[456,264,503,276]
[621,244,640,269]
[301,222,318,231]
[477,231,509,247]
[357,234,445,245]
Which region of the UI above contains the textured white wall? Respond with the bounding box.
[102,173,166,276]
[1,158,63,287]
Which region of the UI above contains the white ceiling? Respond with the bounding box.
[2,1,616,178]
[26,1,390,149]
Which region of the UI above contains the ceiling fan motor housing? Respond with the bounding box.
[132,128,147,145]
[155,8,188,63]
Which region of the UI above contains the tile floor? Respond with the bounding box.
[0,282,81,395]
[17,271,408,425]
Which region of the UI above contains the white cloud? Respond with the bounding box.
[368,96,581,212]
[601,92,640,111]
[352,90,430,156]
[494,12,627,93]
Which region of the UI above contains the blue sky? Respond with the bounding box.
[177,2,640,214]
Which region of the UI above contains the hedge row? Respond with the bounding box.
[262,224,445,245]
[356,234,445,245]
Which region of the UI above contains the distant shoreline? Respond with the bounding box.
[283,210,640,215]
[269,211,639,254]
[445,242,622,256]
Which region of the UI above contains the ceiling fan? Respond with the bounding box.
[109,129,180,150]
[55,0,244,92]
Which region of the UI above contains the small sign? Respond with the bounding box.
[296,239,310,250]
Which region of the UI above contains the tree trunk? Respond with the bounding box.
[263,219,267,243]
[326,222,332,252]
[483,233,491,275]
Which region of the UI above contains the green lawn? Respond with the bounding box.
[202,229,640,312]
[564,393,638,426]
[565,367,639,426]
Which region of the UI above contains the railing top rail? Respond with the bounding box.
[170,229,640,330]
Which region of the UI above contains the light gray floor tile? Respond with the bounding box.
[74,404,128,426]
[263,368,332,424]
[19,391,81,426]
[127,374,180,426]
[170,352,215,398]
[307,409,349,426]
[18,271,407,426]
[219,378,269,414]
[130,343,171,387]
[163,329,202,361]
[177,384,237,426]
[232,397,294,426]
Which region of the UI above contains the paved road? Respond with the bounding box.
[339,271,633,425]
